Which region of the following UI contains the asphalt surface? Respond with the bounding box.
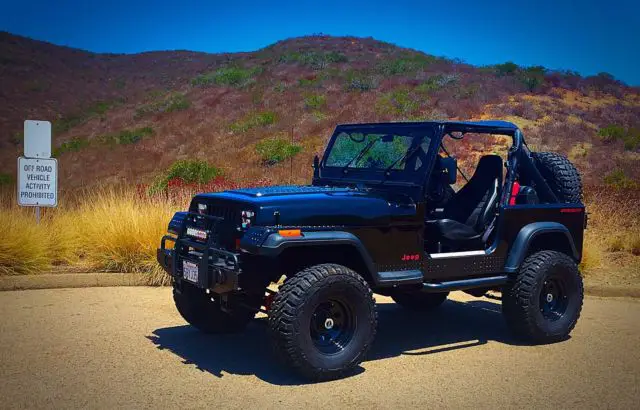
[0,288,638,409]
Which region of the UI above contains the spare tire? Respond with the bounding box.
[532,152,583,204]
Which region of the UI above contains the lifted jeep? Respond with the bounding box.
[158,120,586,380]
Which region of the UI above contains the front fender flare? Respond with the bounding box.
[504,222,579,273]
[258,231,376,276]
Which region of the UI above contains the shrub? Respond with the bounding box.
[416,74,459,93]
[376,89,420,116]
[597,125,640,150]
[53,136,90,157]
[628,234,640,256]
[135,93,190,118]
[229,111,277,133]
[0,173,13,186]
[607,236,625,252]
[279,51,347,70]
[519,66,546,91]
[191,66,261,87]
[345,71,378,91]
[494,61,519,76]
[100,127,154,146]
[149,160,221,194]
[603,169,639,190]
[298,75,322,88]
[304,94,326,110]
[376,54,436,76]
[255,138,302,165]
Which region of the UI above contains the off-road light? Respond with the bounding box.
[241,210,255,229]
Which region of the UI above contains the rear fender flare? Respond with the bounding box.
[504,222,579,272]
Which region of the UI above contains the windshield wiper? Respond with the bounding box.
[381,145,421,177]
[340,137,381,175]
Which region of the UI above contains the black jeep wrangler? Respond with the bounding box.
[158,120,586,380]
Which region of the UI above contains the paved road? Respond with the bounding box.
[0,288,638,409]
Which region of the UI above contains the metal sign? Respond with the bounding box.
[24,120,52,159]
[17,157,58,207]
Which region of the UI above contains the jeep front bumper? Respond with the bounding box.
[157,235,242,293]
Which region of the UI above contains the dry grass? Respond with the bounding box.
[0,187,178,285]
[2,183,639,286]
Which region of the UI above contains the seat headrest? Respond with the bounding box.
[474,155,503,177]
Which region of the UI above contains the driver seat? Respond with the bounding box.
[431,155,503,248]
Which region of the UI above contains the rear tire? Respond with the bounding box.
[173,284,258,334]
[503,251,583,343]
[268,264,377,381]
[391,291,449,311]
[532,152,583,204]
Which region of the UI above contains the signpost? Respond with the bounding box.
[18,120,57,223]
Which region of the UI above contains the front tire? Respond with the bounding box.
[268,264,377,381]
[503,251,584,343]
[173,284,258,334]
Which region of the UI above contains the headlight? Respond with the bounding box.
[241,210,255,229]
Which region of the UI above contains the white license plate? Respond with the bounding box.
[182,261,199,283]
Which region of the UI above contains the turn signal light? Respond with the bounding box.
[278,229,302,237]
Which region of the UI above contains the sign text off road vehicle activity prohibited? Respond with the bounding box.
[18,157,58,207]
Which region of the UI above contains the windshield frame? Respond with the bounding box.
[317,123,439,189]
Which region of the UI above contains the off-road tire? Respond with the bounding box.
[391,291,449,311]
[173,284,258,334]
[268,264,377,381]
[503,251,583,343]
[532,152,582,204]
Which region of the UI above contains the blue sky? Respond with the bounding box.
[1,0,639,85]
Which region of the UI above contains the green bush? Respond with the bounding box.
[53,137,90,157]
[304,94,326,109]
[416,74,459,93]
[494,62,519,76]
[191,66,261,87]
[376,54,436,76]
[603,169,639,190]
[376,89,420,116]
[345,71,378,91]
[149,160,221,193]
[230,111,277,133]
[598,125,640,150]
[298,76,322,88]
[0,173,13,186]
[279,51,347,70]
[519,66,546,91]
[100,127,154,146]
[255,138,302,165]
[135,93,190,118]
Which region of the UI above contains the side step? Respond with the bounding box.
[421,275,508,293]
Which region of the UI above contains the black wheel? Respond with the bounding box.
[503,250,584,343]
[268,264,377,381]
[391,291,449,311]
[532,152,583,204]
[173,284,258,334]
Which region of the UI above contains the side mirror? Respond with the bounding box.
[440,157,457,185]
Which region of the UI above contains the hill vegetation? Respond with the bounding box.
[0,32,638,283]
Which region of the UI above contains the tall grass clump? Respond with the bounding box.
[74,188,175,284]
[135,93,190,118]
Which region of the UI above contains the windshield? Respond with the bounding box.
[325,131,428,171]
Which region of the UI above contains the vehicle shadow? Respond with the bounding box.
[147,298,522,386]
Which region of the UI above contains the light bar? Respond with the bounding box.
[186,227,207,240]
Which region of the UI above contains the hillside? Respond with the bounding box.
[1,31,639,191]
